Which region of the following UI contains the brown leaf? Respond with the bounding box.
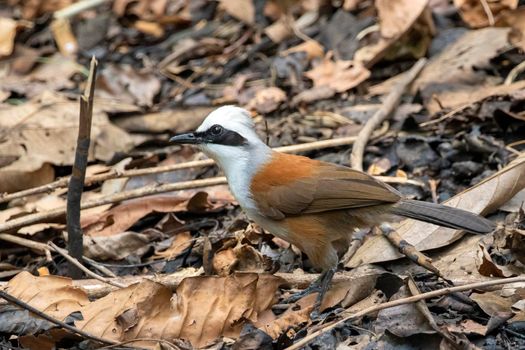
[83,231,152,260]
[246,87,287,114]
[81,195,191,237]
[96,64,161,107]
[347,154,525,267]
[50,18,78,57]
[354,0,430,66]
[282,40,324,60]
[454,0,518,28]
[413,27,512,114]
[496,7,525,51]
[154,231,192,260]
[0,17,17,57]
[305,53,370,93]
[219,0,255,25]
[4,271,89,320]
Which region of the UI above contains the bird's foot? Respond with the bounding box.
[282,281,322,304]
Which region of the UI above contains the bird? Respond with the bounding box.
[170,105,495,315]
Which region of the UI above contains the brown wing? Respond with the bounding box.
[251,153,402,220]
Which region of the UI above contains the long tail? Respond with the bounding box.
[389,199,495,234]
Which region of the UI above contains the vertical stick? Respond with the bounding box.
[67,57,97,278]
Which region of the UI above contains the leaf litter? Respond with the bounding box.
[0,0,524,349]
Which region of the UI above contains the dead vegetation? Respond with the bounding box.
[0,0,524,349]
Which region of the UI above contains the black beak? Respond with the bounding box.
[169,132,202,144]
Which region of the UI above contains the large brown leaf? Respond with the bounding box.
[2,272,283,348]
[347,154,525,267]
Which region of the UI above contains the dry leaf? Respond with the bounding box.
[154,231,192,260]
[219,0,255,25]
[0,17,17,57]
[413,27,511,113]
[305,53,370,93]
[282,40,324,60]
[454,0,518,28]
[96,64,161,107]
[246,87,287,114]
[496,7,525,51]
[83,231,152,260]
[347,154,525,267]
[354,0,430,66]
[4,271,89,320]
[0,94,134,190]
[81,195,193,237]
[113,0,169,20]
[113,107,214,133]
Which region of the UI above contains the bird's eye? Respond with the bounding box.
[210,125,223,135]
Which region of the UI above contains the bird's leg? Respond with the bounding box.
[310,266,336,319]
[283,273,324,303]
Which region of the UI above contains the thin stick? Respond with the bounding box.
[0,289,117,346]
[0,233,50,254]
[350,58,427,171]
[284,276,525,350]
[48,242,127,289]
[54,0,110,19]
[0,134,376,204]
[67,57,97,278]
[504,60,525,85]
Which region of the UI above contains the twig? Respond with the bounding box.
[54,0,110,19]
[479,0,495,26]
[350,58,427,171]
[67,57,97,278]
[407,276,468,349]
[285,275,525,350]
[0,233,50,257]
[380,223,444,279]
[0,289,117,346]
[48,242,127,289]
[1,134,381,204]
[504,60,525,85]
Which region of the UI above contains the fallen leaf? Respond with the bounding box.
[305,52,370,93]
[354,0,431,66]
[114,107,214,133]
[413,27,512,113]
[454,0,518,28]
[0,17,17,57]
[282,40,324,60]
[50,18,78,57]
[96,64,161,107]
[219,0,255,25]
[83,231,152,260]
[246,87,287,114]
[3,271,89,320]
[496,7,525,51]
[0,94,134,191]
[347,153,525,267]
[81,195,193,237]
[14,0,73,19]
[154,231,192,260]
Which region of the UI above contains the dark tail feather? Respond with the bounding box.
[389,199,495,234]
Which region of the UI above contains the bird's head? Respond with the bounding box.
[170,106,269,168]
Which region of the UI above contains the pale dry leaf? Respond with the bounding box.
[114,107,214,133]
[154,231,192,260]
[354,0,429,66]
[305,53,370,93]
[96,64,161,107]
[0,95,134,186]
[219,0,255,25]
[83,231,152,260]
[496,7,525,51]
[282,39,324,60]
[454,0,518,28]
[246,87,287,114]
[0,17,17,57]
[347,154,525,267]
[412,27,511,113]
[4,271,89,320]
[50,18,78,57]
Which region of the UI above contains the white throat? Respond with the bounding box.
[201,141,272,211]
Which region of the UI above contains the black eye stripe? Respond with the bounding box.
[195,127,247,146]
